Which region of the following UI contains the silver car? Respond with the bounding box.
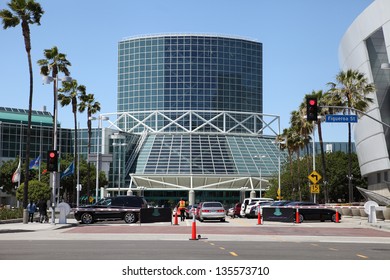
[198,201,226,222]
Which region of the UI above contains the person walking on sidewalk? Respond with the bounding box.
[177,198,186,221]
[27,201,37,223]
[37,199,48,223]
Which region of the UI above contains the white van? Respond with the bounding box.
[240,197,274,217]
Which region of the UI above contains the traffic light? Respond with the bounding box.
[47,150,58,172]
[306,97,318,121]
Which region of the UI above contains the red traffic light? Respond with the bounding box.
[306,97,318,121]
[47,150,58,172]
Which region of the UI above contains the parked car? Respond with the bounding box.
[198,201,226,222]
[285,201,319,207]
[227,203,241,218]
[262,203,342,223]
[186,204,198,219]
[296,207,341,222]
[240,198,274,217]
[247,201,274,218]
[270,200,292,206]
[194,202,203,220]
[74,196,148,224]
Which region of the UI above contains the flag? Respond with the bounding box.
[60,162,74,179]
[12,159,21,183]
[29,155,40,170]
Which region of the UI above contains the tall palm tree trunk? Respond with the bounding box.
[348,122,353,203]
[22,21,32,210]
[297,150,302,201]
[87,115,92,203]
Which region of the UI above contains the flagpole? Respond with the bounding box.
[77,122,80,208]
[39,122,42,181]
[19,122,23,216]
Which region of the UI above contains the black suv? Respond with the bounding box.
[74,196,148,224]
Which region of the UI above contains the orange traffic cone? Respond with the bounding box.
[190,219,197,240]
[335,210,340,223]
[257,207,262,225]
[173,209,179,225]
[295,207,300,224]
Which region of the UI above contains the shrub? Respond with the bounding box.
[0,207,23,220]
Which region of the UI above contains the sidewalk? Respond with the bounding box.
[1,215,390,232]
[0,218,77,232]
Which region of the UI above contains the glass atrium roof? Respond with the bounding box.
[136,134,282,176]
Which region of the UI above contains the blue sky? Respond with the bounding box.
[0,0,374,141]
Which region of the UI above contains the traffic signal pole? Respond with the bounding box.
[312,121,316,204]
[306,97,318,203]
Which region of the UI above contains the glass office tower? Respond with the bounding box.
[114,34,282,205]
[118,34,262,116]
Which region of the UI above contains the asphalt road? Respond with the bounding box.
[1,239,390,260]
[2,217,389,279]
[1,216,390,260]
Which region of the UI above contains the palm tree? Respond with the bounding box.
[291,108,314,201]
[0,0,44,212]
[327,69,375,203]
[37,46,71,138]
[58,80,86,204]
[78,92,101,202]
[277,127,301,200]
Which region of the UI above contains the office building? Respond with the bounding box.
[339,0,390,203]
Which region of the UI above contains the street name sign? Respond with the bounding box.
[325,115,358,123]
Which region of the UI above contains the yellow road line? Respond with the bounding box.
[357,254,369,259]
[230,251,238,257]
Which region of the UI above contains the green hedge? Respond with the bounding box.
[0,207,23,220]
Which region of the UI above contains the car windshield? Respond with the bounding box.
[203,202,223,208]
[96,198,112,206]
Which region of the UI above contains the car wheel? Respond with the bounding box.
[298,214,304,223]
[80,213,93,224]
[220,218,225,222]
[331,213,337,222]
[124,212,137,224]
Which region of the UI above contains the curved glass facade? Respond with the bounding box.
[118,34,262,132]
[339,0,390,200]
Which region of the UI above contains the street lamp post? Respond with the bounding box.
[90,115,109,201]
[43,75,72,224]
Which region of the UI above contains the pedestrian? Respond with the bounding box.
[177,198,186,221]
[37,199,48,223]
[27,201,36,223]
